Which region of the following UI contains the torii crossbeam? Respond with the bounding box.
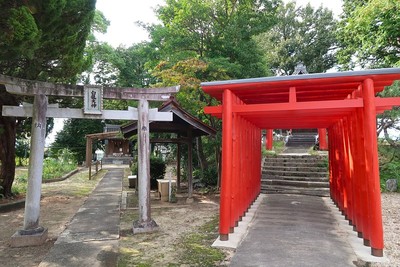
[0,74,179,246]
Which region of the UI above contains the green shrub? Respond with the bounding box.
[378,143,400,192]
[202,166,218,186]
[42,149,77,180]
[12,173,28,195]
[130,156,166,189]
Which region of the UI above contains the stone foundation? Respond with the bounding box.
[132,219,159,234]
[10,227,48,247]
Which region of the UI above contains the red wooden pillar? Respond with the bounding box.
[349,113,361,233]
[318,128,328,150]
[327,127,335,202]
[266,129,273,150]
[336,121,345,214]
[362,78,384,257]
[343,117,354,223]
[220,89,233,241]
[356,108,370,244]
[347,115,358,227]
[232,112,239,230]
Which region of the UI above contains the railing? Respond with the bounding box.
[88,160,102,180]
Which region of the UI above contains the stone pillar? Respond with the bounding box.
[11,94,48,247]
[133,99,158,233]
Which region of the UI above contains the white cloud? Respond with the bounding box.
[95,0,165,47]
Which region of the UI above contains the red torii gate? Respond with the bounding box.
[201,68,400,257]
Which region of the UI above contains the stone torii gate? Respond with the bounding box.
[0,75,179,246]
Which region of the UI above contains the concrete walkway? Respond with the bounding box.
[39,167,123,267]
[229,194,358,267]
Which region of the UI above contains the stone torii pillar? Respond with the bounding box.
[11,94,49,246]
[0,74,179,245]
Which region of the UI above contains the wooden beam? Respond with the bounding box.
[2,106,173,121]
[150,138,190,144]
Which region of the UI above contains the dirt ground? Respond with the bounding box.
[0,168,399,267]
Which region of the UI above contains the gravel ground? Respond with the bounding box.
[371,193,400,267]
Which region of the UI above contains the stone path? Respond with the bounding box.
[230,194,358,267]
[39,167,123,267]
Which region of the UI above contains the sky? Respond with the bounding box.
[46,0,343,145]
[95,0,165,47]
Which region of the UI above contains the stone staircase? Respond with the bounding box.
[261,154,330,197]
[286,129,317,147]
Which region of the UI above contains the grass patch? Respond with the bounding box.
[262,140,286,156]
[177,216,226,266]
[41,169,105,198]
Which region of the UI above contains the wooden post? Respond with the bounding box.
[133,99,158,233]
[318,128,328,150]
[362,78,384,257]
[85,137,92,167]
[186,129,193,202]
[220,89,233,241]
[177,143,181,190]
[266,129,273,150]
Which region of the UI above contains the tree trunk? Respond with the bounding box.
[0,88,18,197]
[196,136,208,173]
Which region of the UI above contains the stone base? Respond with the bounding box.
[10,227,48,247]
[186,197,194,204]
[132,219,159,234]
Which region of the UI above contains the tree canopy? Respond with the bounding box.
[147,0,280,78]
[337,0,400,69]
[0,0,96,196]
[255,1,337,75]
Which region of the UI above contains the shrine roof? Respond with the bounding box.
[201,68,400,104]
[201,68,400,129]
[121,98,216,138]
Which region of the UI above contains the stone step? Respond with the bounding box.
[263,166,327,173]
[264,162,325,168]
[261,185,330,197]
[262,170,328,178]
[266,154,324,159]
[264,157,323,162]
[262,175,328,182]
[262,179,329,188]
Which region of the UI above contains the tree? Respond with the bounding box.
[146,0,280,79]
[152,58,227,184]
[0,0,96,197]
[254,1,337,75]
[337,0,400,69]
[140,0,280,184]
[50,119,104,164]
[337,0,400,144]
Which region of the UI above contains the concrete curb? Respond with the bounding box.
[212,193,265,249]
[42,168,80,183]
[323,197,389,264]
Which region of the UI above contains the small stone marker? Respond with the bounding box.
[386,179,398,192]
